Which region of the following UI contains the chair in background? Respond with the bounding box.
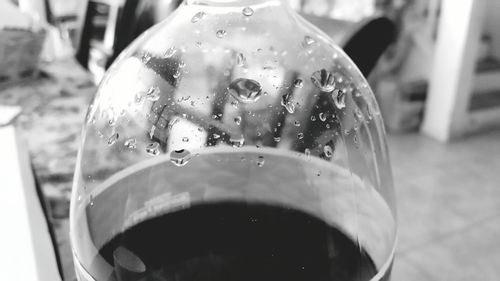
[303,14,397,77]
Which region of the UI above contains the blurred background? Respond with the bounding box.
[0,0,499,280]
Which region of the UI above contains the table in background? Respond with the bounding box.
[0,59,95,280]
[1,59,94,205]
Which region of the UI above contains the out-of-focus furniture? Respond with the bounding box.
[76,1,391,80]
[76,0,123,81]
[0,126,62,281]
[18,0,50,23]
[0,58,96,280]
[0,1,47,87]
[76,0,181,82]
[303,14,396,77]
[376,79,427,132]
[0,59,94,203]
[0,0,34,29]
[0,28,46,88]
[44,0,87,52]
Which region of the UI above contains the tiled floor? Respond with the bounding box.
[389,130,500,281]
[56,130,500,281]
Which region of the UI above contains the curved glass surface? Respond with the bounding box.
[71,1,397,280]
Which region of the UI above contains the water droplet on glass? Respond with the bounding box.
[182,137,189,142]
[311,69,336,92]
[286,103,295,114]
[273,136,281,143]
[196,41,203,48]
[316,170,322,176]
[173,70,181,79]
[319,112,327,122]
[170,149,192,166]
[236,53,246,67]
[191,11,206,23]
[257,155,265,167]
[355,108,363,120]
[304,148,311,156]
[234,116,242,125]
[216,29,227,38]
[90,195,94,206]
[142,53,151,63]
[213,133,221,139]
[230,136,245,148]
[108,119,116,126]
[332,89,346,109]
[164,47,177,58]
[281,93,295,114]
[124,138,137,149]
[242,7,254,16]
[310,115,316,121]
[146,86,160,101]
[293,78,304,89]
[297,132,304,139]
[302,35,315,47]
[294,120,301,127]
[354,134,358,144]
[107,133,119,146]
[324,145,333,158]
[178,61,186,68]
[146,142,160,156]
[231,100,239,108]
[228,78,262,103]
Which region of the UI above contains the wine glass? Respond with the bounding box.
[70,1,397,280]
